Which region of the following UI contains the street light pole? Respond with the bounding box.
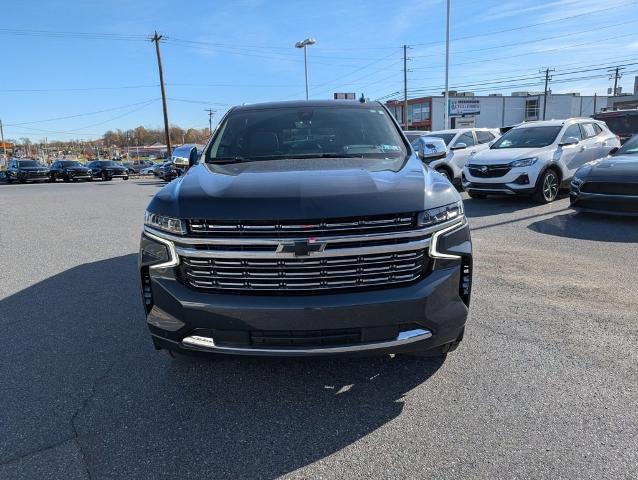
[443,0,451,130]
[295,38,316,100]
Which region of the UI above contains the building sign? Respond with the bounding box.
[448,98,480,116]
[334,92,356,100]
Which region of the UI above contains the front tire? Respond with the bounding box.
[533,169,559,204]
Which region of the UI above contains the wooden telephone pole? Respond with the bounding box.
[151,31,172,158]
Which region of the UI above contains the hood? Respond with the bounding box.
[470,147,543,165]
[147,155,461,220]
[585,155,638,181]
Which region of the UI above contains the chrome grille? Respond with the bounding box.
[188,213,416,237]
[180,249,428,292]
[467,164,511,178]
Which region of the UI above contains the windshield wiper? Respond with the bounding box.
[207,156,247,164]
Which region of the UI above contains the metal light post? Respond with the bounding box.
[443,0,451,130]
[295,38,316,100]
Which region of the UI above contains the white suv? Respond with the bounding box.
[462,119,620,203]
[412,128,500,185]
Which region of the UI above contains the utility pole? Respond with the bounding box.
[150,31,172,159]
[443,0,451,130]
[541,67,554,120]
[609,66,624,96]
[403,45,408,130]
[205,108,215,133]
[0,120,6,166]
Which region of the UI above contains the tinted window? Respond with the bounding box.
[596,115,638,135]
[492,126,562,149]
[60,161,82,167]
[615,135,638,155]
[98,161,117,166]
[581,123,596,138]
[592,123,603,135]
[427,133,456,145]
[455,132,475,147]
[17,160,39,167]
[562,124,582,142]
[476,131,495,144]
[208,106,406,161]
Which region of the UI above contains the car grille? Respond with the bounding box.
[180,249,429,293]
[187,213,416,238]
[251,328,362,347]
[27,171,48,177]
[580,182,638,196]
[467,164,511,178]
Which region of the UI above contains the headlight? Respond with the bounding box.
[509,157,537,168]
[144,211,186,235]
[418,201,464,227]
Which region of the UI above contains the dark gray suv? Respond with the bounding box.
[139,100,472,358]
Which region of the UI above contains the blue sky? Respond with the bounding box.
[2,0,638,141]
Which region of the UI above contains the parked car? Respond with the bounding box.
[86,160,129,181]
[48,160,92,182]
[140,165,156,175]
[570,134,638,216]
[592,109,638,144]
[415,128,500,185]
[122,160,154,174]
[159,160,182,181]
[403,130,431,144]
[5,159,50,183]
[152,162,166,177]
[462,119,621,203]
[140,100,472,359]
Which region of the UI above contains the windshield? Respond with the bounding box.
[207,105,406,162]
[99,161,118,166]
[425,133,456,146]
[615,135,638,155]
[17,160,40,167]
[492,126,562,149]
[597,115,638,136]
[60,161,82,167]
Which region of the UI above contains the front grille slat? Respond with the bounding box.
[580,182,638,196]
[188,213,416,237]
[181,249,428,293]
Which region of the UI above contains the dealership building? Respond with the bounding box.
[386,92,612,131]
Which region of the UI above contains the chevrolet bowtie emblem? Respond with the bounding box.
[277,239,326,256]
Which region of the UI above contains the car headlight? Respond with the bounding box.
[509,157,537,168]
[417,201,464,227]
[144,211,186,235]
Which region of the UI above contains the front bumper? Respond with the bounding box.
[462,166,537,195]
[570,191,638,216]
[140,220,472,357]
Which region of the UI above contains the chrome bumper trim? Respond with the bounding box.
[181,328,432,354]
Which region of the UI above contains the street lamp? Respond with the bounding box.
[295,37,316,100]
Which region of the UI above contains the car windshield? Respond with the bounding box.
[207,105,406,163]
[60,161,82,167]
[99,161,118,166]
[425,133,456,146]
[598,114,638,136]
[17,160,39,167]
[615,135,638,155]
[491,126,562,149]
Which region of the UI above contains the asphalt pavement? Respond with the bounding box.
[1,178,636,479]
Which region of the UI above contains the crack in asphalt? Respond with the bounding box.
[70,361,116,480]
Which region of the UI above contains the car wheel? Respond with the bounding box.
[467,192,487,199]
[87,177,93,182]
[101,172,108,181]
[72,178,78,182]
[533,169,559,204]
[48,174,56,183]
[18,176,26,184]
[6,176,13,184]
[63,175,70,182]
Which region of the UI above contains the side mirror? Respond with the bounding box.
[559,137,579,147]
[451,142,467,151]
[609,146,619,155]
[416,136,448,162]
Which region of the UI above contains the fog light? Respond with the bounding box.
[513,174,529,185]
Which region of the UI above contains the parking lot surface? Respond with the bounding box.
[1,179,637,479]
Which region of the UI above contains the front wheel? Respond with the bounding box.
[533,169,559,204]
[101,172,109,181]
[48,174,56,183]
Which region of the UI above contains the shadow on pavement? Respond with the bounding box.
[528,211,638,242]
[0,254,443,479]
